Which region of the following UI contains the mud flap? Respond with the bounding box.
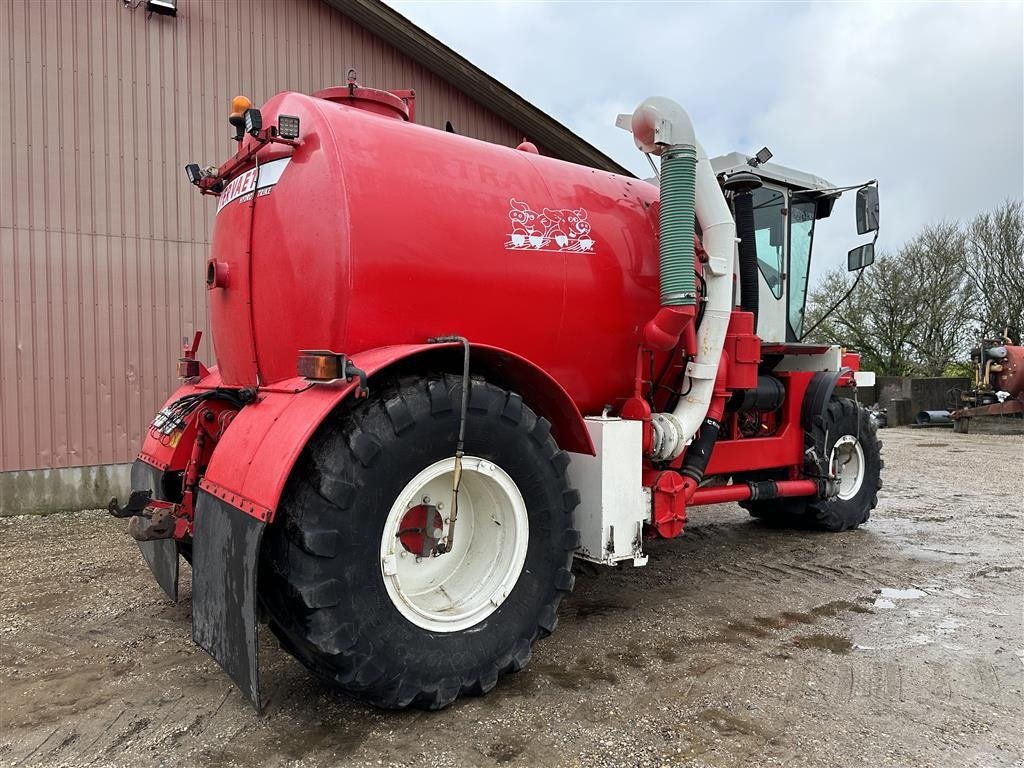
[191,489,265,713]
[130,461,181,601]
[137,538,181,602]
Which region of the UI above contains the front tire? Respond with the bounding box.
[744,397,882,531]
[260,374,580,709]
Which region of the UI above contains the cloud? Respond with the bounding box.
[388,0,1023,283]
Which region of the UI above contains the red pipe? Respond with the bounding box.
[691,479,819,506]
[643,305,695,352]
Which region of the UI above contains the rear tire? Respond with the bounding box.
[259,374,579,709]
[743,397,882,531]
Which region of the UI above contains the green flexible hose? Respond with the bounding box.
[659,146,698,306]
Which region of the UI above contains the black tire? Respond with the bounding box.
[259,374,580,710]
[743,397,882,531]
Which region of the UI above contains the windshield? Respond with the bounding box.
[752,188,785,298]
[788,199,817,338]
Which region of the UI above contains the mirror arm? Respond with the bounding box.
[801,231,877,341]
[806,179,878,197]
[799,268,865,341]
[800,257,870,343]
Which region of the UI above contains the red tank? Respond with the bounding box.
[208,89,661,415]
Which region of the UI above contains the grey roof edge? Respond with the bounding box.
[711,151,836,192]
[327,0,635,177]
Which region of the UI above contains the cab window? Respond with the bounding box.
[752,188,785,298]
[788,199,817,338]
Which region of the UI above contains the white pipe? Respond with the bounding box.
[617,97,696,156]
[651,140,737,459]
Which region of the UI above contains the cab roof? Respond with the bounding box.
[711,152,835,193]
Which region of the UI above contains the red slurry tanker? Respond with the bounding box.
[111,78,883,711]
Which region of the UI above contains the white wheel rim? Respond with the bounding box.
[830,435,865,501]
[379,456,529,632]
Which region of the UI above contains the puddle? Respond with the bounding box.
[874,587,927,608]
[792,633,853,654]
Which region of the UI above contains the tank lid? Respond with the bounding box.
[313,84,409,121]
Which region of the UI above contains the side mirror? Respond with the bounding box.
[848,242,875,271]
[856,185,879,234]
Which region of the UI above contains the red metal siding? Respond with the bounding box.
[0,0,532,472]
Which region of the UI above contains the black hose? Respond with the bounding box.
[426,335,471,554]
[733,192,759,329]
[426,336,470,452]
[680,416,721,484]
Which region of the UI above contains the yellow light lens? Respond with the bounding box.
[230,95,253,120]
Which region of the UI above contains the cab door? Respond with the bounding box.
[750,185,789,342]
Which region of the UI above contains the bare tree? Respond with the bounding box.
[805,221,978,376]
[901,221,976,375]
[964,200,1024,343]
[805,253,923,375]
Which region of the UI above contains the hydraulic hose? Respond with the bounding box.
[733,191,759,327]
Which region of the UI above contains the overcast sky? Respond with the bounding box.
[387,0,1024,285]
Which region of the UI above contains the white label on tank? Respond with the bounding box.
[216,157,292,214]
[506,198,594,253]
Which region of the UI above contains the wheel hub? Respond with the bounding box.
[380,456,529,633]
[830,434,865,501]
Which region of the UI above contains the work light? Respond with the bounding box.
[146,0,176,16]
[184,163,202,186]
[277,115,300,140]
[244,108,263,137]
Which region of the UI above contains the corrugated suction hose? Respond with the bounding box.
[659,146,698,307]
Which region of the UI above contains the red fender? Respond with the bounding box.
[186,343,592,523]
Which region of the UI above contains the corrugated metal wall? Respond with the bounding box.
[0,0,529,472]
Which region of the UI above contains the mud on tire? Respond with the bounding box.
[743,397,883,532]
[259,374,580,709]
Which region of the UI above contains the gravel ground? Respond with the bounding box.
[1,428,1021,768]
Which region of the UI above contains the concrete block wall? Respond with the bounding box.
[0,465,131,516]
[874,376,971,424]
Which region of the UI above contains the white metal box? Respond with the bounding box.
[567,417,649,566]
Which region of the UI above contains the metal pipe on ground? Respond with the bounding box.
[915,410,953,425]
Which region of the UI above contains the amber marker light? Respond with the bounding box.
[229,95,253,141]
[298,351,346,382]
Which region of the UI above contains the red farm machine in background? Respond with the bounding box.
[110,76,883,712]
[951,330,1024,431]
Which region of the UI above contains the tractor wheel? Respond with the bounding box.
[744,397,882,531]
[259,374,579,710]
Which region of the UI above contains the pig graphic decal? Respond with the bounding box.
[506,199,594,252]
